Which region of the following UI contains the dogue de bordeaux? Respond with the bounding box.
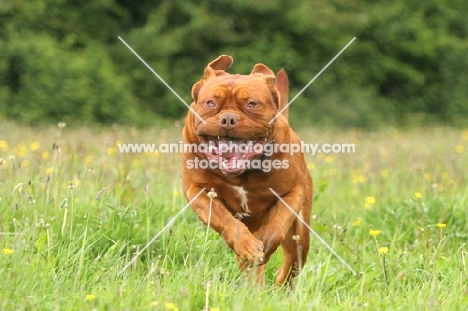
[182,55,312,287]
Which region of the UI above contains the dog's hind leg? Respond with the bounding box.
[275,217,310,287]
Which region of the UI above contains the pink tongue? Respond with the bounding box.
[218,141,265,158]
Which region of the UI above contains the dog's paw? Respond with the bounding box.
[254,227,284,255]
[234,235,264,268]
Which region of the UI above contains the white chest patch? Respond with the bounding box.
[232,186,249,212]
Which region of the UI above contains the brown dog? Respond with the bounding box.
[182,55,312,286]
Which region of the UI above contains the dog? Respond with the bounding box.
[182,55,312,286]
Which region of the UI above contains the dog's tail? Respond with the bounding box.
[275,69,289,121]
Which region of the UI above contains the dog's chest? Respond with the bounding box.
[231,185,249,213]
[218,182,274,217]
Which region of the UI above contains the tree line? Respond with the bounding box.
[1,0,467,127]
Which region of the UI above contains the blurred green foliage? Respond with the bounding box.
[1,0,467,127]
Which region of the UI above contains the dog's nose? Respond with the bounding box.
[219,113,238,130]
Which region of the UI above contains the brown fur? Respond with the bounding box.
[182,55,312,286]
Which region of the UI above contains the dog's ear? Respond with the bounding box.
[191,83,203,102]
[206,55,233,73]
[275,69,289,120]
[251,63,280,109]
[250,63,275,85]
[203,55,233,80]
[192,55,233,101]
[251,63,275,76]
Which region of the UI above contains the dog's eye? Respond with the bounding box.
[246,102,257,108]
[206,100,216,108]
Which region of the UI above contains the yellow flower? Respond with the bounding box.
[42,151,50,160]
[85,155,94,165]
[211,308,220,311]
[21,159,29,168]
[307,162,315,170]
[379,247,389,255]
[414,192,422,199]
[352,219,361,227]
[365,196,376,205]
[352,174,366,184]
[13,183,23,193]
[30,141,41,151]
[0,140,8,151]
[437,223,447,229]
[14,143,28,158]
[106,147,117,156]
[325,155,334,163]
[455,144,465,154]
[351,170,365,184]
[173,190,180,197]
[364,196,376,209]
[381,169,389,178]
[3,248,14,255]
[150,301,159,306]
[86,294,96,301]
[46,167,53,175]
[165,302,176,310]
[463,130,468,141]
[369,230,380,237]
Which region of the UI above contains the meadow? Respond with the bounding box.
[0,121,467,310]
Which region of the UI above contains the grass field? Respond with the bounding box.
[1,121,467,310]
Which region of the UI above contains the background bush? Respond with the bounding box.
[1,0,467,127]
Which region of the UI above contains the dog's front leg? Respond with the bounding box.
[253,187,306,258]
[186,186,265,268]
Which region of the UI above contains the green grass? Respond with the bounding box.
[1,121,467,310]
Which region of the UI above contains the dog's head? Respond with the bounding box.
[186,55,288,176]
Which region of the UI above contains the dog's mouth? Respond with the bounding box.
[199,135,271,176]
